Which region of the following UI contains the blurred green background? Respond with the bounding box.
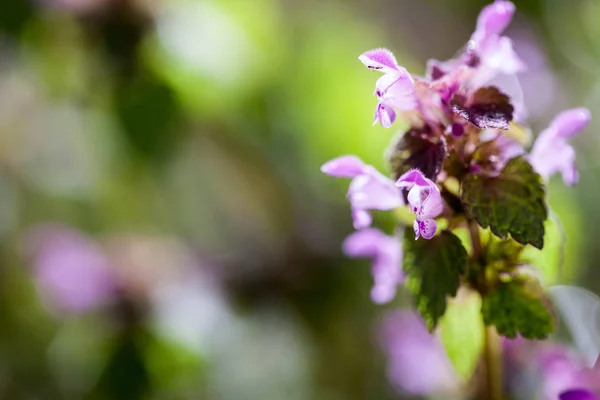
[0,0,598,398]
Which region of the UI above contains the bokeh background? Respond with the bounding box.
[0,0,598,398]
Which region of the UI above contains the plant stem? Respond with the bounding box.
[468,219,482,261]
[484,326,503,400]
[468,220,503,400]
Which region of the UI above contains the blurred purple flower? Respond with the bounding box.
[539,346,593,400]
[27,224,116,313]
[529,108,591,185]
[470,0,516,46]
[321,155,403,229]
[465,1,524,91]
[560,390,600,400]
[430,1,523,87]
[512,29,562,119]
[396,169,443,239]
[377,310,459,396]
[342,228,403,304]
[504,337,598,400]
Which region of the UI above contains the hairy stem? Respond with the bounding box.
[469,220,503,400]
[484,326,503,400]
[468,219,482,262]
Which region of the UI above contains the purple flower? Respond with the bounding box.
[560,390,600,400]
[321,155,403,229]
[26,224,116,313]
[529,108,591,186]
[359,49,417,128]
[503,337,598,400]
[429,2,524,98]
[377,310,459,396]
[465,1,525,91]
[539,347,593,400]
[396,169,443,239]
[470,0,516,46]
[512,29,562,119]
[343,228,403,303]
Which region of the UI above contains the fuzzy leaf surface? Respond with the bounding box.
[482,280,554,339]
[402,229,468,331]
[462,157,547,249]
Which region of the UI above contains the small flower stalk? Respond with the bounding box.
[321,1,593,399]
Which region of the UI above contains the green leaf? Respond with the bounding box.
[482,280,555,339]
[387,127,446,180]
[481,229,524,272]
[440,289,484,382]
[402,229,468,331]
[520,211,566,285]
[461,157,548,249]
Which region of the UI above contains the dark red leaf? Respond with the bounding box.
[452,87,514,130]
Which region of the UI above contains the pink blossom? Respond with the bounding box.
[359,49,417,128]
[343,229,403,303]
[321,155,403,229]
[396,169,443,239]
[529,108,591,185]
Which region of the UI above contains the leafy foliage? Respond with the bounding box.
[481,230,524,273]
[482,280,555,339]
[388,127,446,180]
[451,86,514,130]
[403,229,468,331]
[462,157,547,249]
[440,289,484,382]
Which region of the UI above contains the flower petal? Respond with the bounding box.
[425,59,450,81]
[377,310,459,396]
[529,108,590,185]
[420,188,444,220]
[481,36,526,75]
[413,220,421,240]
[560,390,599,400]
[472,1,515,44]
[371,236,404,303]
[359,48,399,74]
[417,219,437,240]
[343,229,403,304]
[342,228,384,258]
[352,208,373,229]
[530,138,578,185]
[396,169,430,188]
[398,170,443,219]
[374,103,396,128]
[371,283,397,304]
[407,185,430,213]
[550,108,591,139]
[321,155,367,178]
[377,72,417,111]
[348,167,403,210]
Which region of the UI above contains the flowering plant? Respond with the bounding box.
[321,1,593,399]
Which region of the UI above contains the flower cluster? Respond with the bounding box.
[321,0,590,304]
[321,0,594,398]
